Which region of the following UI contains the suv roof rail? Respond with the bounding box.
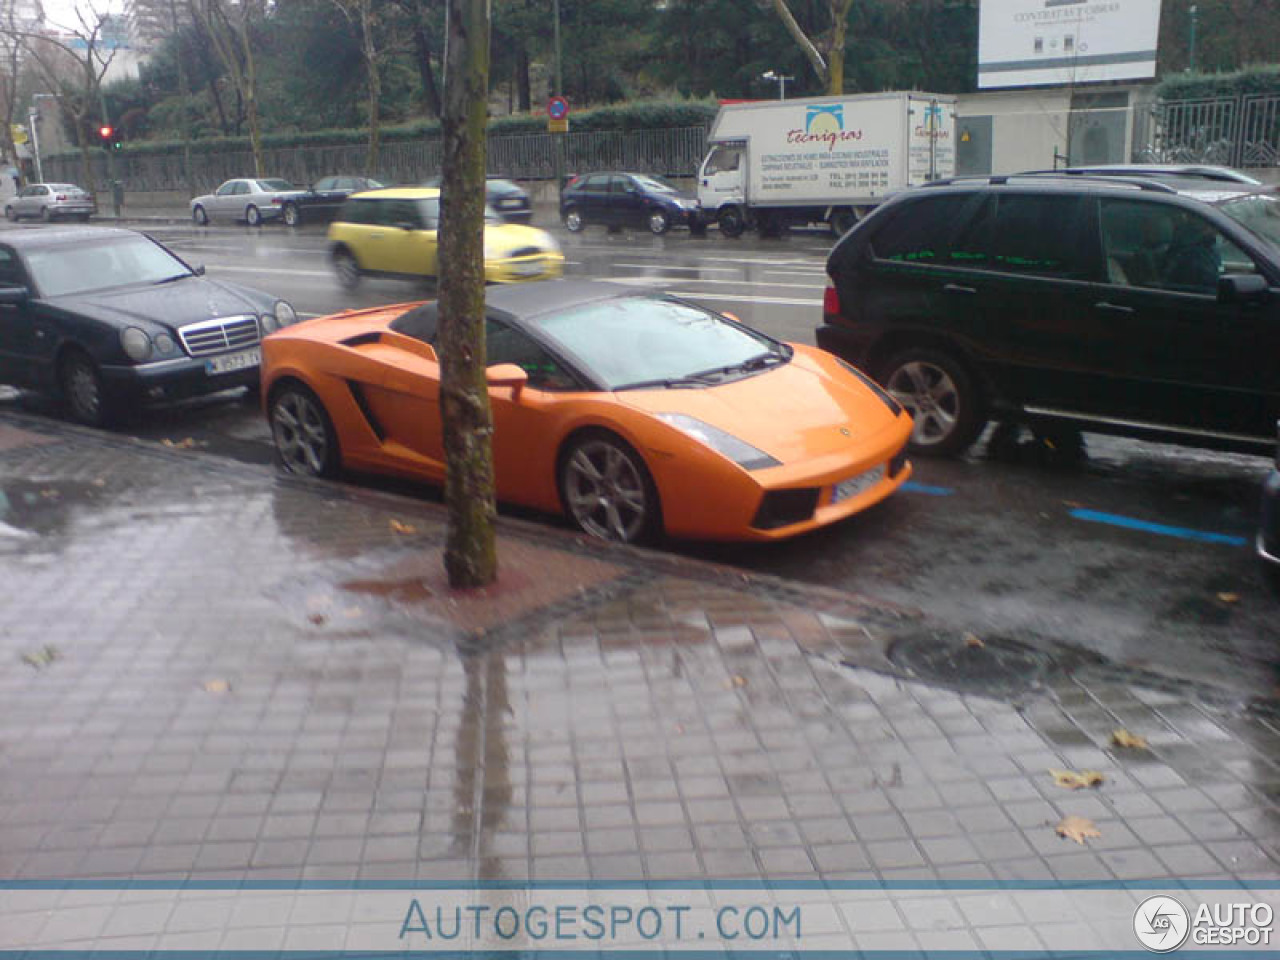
[922,173,1179,194]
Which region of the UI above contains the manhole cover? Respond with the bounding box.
[887,632,1057,698]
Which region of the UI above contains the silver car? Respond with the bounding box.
[4,183,96,222]
[190,178,307,226]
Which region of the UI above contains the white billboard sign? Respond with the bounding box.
[978,0,1162,89]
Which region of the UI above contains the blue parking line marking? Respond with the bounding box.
[1069,508,1248,547]
[902,481,955,496]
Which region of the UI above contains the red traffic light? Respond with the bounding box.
[98,124,113,140]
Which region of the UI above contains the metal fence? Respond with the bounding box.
[43,125,710,193]
[1139,93,1280,168]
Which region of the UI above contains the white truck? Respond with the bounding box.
[696,91,956,237]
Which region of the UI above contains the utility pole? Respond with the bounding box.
[98,89,120,216]
[1188,4,1199,72]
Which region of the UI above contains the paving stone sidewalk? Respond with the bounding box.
[1,410,1278,906]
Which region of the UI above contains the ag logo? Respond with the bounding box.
[805,104,843,136]
[1134,895,1190,952]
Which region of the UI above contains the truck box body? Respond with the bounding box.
[698,92,956,232]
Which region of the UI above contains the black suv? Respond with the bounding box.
[818,174,1280,456]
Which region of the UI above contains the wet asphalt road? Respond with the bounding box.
[2,219,1277,705]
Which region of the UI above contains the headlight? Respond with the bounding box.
[153,332,178,356]
[836,358,902,416]
[655,413,780,470]
[260,312,278,334]
[120,327,152,362]
[274,300,298,328]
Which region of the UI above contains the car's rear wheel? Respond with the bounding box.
[245,204,262,227]
[647,209,670,235]
[59,349,109,428]
[282,202,300,227]
[829,207,858,235]
[332,249,360,290]
[558,430,661,545]
[717,205,745,238]
[270,382,340,478]
[881,348,986,457]
[564,207,584,233]
[192,204,208,225]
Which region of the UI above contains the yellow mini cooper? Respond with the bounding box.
[326,187,564,289]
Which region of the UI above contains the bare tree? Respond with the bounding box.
[767,0,855,95]
[436,0,496,588]
[188,0,264,176]
[0,2,29,181]
[328,0,393,177]
[6,9,117,193]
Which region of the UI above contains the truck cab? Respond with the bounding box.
[697,142,747,229]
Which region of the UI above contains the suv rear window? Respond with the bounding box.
[870,194,975,264]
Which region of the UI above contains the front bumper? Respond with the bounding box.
[485,253,565,284]
[101,351,259,406]
[47,203,96,218]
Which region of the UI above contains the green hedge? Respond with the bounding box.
[1156,64,1280,101]
[49,98,720,162]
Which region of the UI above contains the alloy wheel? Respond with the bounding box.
[271,389,332,476]
[562,438,649,542]
[886,360,961,448]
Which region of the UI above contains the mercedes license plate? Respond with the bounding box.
[832,464,885,503]
[205,347,261,376]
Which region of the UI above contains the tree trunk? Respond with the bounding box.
[411,21,442,119]
[827,0,854,95]
[361,6,381,176]
[516,44,530,112]
[437,0,496,589]
[240,26,263,177]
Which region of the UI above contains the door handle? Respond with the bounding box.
[942,283,976,295]
[1094,301,1134,314]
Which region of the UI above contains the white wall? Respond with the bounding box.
[957,89,1073,173]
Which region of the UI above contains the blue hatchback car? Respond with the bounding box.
[560,171,701,235]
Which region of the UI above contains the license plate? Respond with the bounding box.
[512,260,543,277]
[832,464,885,503]
[205,347,261,375]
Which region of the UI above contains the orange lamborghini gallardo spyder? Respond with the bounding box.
[262,280,914,543]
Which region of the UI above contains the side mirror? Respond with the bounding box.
[486,362,529,401]
[1218,273,1269,304]
[0,285,30,305]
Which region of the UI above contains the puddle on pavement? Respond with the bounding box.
[343,575,436,603]
[0,479,108,538]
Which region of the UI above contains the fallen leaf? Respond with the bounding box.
[162,437,197,450]
[39,488,59,499]
[963,632,985,648]
[1055,815,1101,845]
[307,612,327,626]
[390,519,417,535]
[1111,729,1149,750]
[202,679,231,693]
[20,645,60,669]
[1216,592,1240,604]
[1049,768,1105,790]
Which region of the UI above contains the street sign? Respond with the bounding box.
[548,117,568,134]
[547,96,569,120]
[10,124,26,145]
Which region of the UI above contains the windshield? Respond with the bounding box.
[534,295,778,390]
[1217,194,1280,249]
[25,235,193,298]
[632,174,678,194]
[257,179,295,191]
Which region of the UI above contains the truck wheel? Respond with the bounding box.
[717,206,745,238]
[879,347,986,457]
[830,208,858,235]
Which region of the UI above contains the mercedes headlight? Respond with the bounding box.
[656,413,780,470]
[274,300,298,328]
[120,327,153,362]
[153,332,178,356]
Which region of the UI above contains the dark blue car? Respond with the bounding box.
[560,171,700,235]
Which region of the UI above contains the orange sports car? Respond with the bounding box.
[261,280,913,543]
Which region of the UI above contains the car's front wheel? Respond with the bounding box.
[558,430,661,544]
[270,382,340,478]
[881,348,986,457]
[282,202,300,227]
[245,204,262,227]
[59,349,110,428]
[192,204,208,225]
[563,207,584,233]
[332,249,360,290]
[647,208,670,235]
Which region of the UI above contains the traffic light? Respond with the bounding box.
[98,124,113,141]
